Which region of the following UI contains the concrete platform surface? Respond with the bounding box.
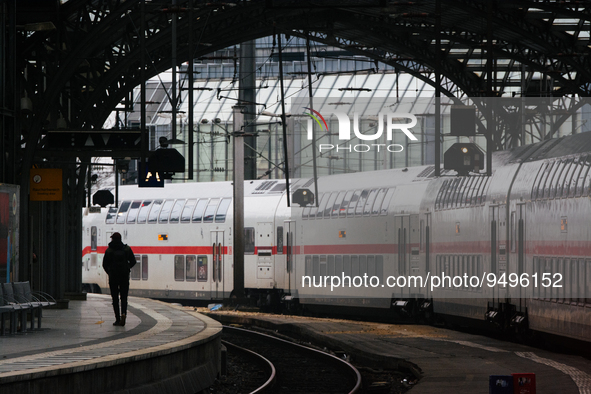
[204,310,591,394]
[0,294,221,394]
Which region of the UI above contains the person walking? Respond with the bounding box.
[103,232,136,326]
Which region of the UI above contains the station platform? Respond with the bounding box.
[0,294,221,394]
[204,310,591,394]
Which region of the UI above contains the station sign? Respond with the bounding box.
[30,168,62,201]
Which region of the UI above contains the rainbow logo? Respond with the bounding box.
[304,107,329,133]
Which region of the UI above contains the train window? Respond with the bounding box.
[105,206,118,224]
[469,176,482,205]
[126,201,142,224]
[549,160,567,199]
[435,181,447,210]
[215,198,232,223]
[436,255,441,276]
[169,200,186,223]
[158,200,175,224]
[137,200,153,224]
[91,226,97,252]
[313,255,320,280]
[359,255,367,276]
[363,189,379,216]
[323,193,338,218]
[174,255,185,281]
[551,258,558,302]
[339,190,354,217]
[355,190,370,216]
[560,159,577,198]
[332,192,345,218]
[543,161,560,199]
[575,156,590,197]
[335,255,343,276]
[192,199,208,222]
[586,259,591,305]
[320,256,328,276]
[371,188,387,215]
[582,156,591,196]
[578,258,585,305]
[376,255,383,281]
[186,255,196,282]
[367,255,375,278]
[277,226,283,254]
[316,194,330,219]
[142,255,148,280]
[380,188,395,215]
[510,212,516,252]
[309,193,323,219]
[570,157,585,197]
[197,256,207,281]
[343,255,351,285]
[347,190,361,217]
[571,259,578,305]
[351,255,359,277]
[463,256,468,289]
[244,227,255,254]
[181,199,196,223]
[148,200,164,223]
[530,162,545,200]
[131,255,141,280]
[116,201,132,224]
[305,256,312,277]
[203,199,220,223]
[556,258,564,303]
[302,205,311,220]
[454,178,467,208]
[479,177,490,205]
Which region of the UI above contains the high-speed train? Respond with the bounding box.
[83,132,591,343]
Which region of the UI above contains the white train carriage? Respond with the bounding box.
[82,132,591,343]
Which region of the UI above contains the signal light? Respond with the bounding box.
[444,143,484,176]
[292,188,314,207]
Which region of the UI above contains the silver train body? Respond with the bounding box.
[83,132,591,343]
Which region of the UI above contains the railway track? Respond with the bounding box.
[222,325,362,394]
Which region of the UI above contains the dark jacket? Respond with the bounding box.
[103,240,136,280]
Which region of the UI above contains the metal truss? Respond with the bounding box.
[15,0,591,173]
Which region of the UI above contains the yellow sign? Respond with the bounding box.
[158,234,168,241]
[30,169,63,201]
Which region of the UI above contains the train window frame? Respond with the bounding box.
[197,255,208,282]
[351,255,359,278]
[570,259,578,305]
[186,255,197,282]
[539,161,554,199]
[371,188,387,215]
[335,255,343,277]
[147,200,164,224]
[347,190,362,217]
[313,255,320,280]
[332,191,346,218]
[316,193,331,219]
[126,200,142,224]
[215,198,232,223]
[542,161,560,199]
[142,255,148,280]
[557,258,564,303]
[322,192,338,218]
[458,178,469,208]
[469,176,483,205]
[158,200,175,224]
[181,199,197,223]
[319,255,327,277]
[551,257,558,302]
[309,193,324,219]
[302,204,311,220]
[137,200,153,224]
[131,255,141,280]
[454,178,467,208]
[192,199,208,222]
[343,255,351,286]
[531,162,547,200]
[570,156,585,197]
[105,206,118,224]
[376,255,384,281]
[574,156,590,197]
[327,255,335,276]
[560,158,577,198]
[244,227,255,254]
[116,200,132,224]
[363,189,379,216]
[305,255,312,277]
[586,259,591,305]
[380,188,395,216]
[174,255,185,281]
[339,190,354,218]
[367,255,375,278]
[550,160,567,199]
[277,226,283,254]
[582,157,591,196]
[359,255,367,276]
[578,258,585,305]
[91,226,97,252]
[203,198,220,223]
[435,180,446,210]
[169,199,186,223]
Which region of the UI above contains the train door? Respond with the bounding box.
[256,222,274,286]
[210,230,225,299]
[395,215,410,298]
[512,203,526,305]
[490,205,508,302]
[284,220,296,294]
